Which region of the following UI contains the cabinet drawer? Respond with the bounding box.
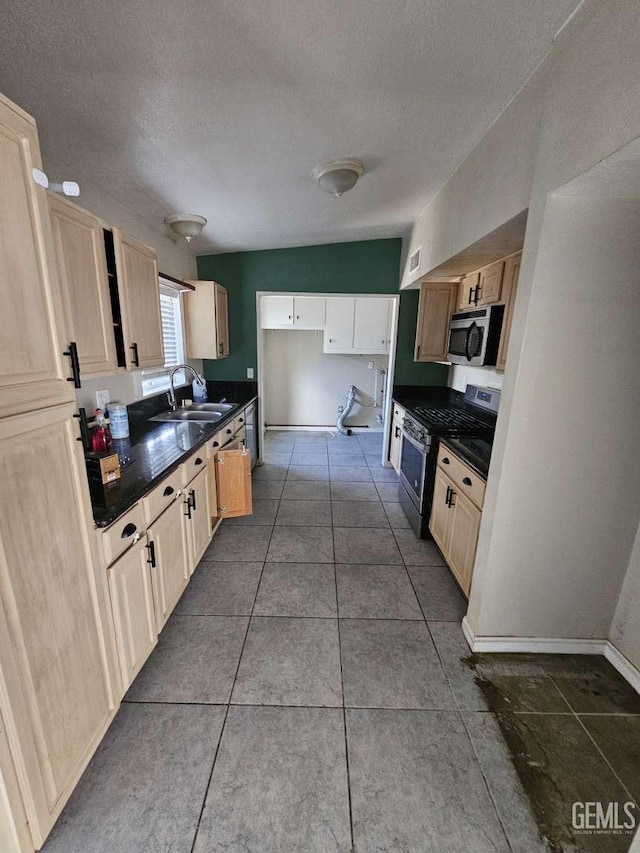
[232,410,246,434]
[437,444,486,509]
[142,470,182,525]
[101,502,146,567]
[206,430,225,459]
[180,448,207,486]
[393,403,406,421]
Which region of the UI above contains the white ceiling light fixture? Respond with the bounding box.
[312,159,364,198]
[164,213,207,242]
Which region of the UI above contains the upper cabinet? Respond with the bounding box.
[324,296,393,354]
[457,271,480,311]
[477,259,505,306]
[496,253,521,371]
[184,280,230,359]
[112,228,164,370]
[48,194,118,377]
[0,94,74,417]
[414,282,458,362]
[261,295,326,330]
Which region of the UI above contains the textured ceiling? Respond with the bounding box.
[0,0,580,253]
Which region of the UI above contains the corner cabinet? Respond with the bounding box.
[112,228,164,370]
[0,94,74,417]
[48,194,118,377]
[184,280,230,359]
[414,282,457,362]
[429,444,486,596]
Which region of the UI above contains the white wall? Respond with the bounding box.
[448,366,504,394]
[264,330,388,428]
[610,523,640,669]
[42,155,200,410]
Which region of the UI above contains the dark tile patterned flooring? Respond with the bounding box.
[43,430,640,852]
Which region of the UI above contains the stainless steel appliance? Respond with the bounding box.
[447,305,504,366]
[244,400,258,469]
[398,385,500,538]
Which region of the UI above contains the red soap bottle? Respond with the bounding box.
[90,409,113,453]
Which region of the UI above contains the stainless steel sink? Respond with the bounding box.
[190,402,237,413]
[151,409,227,424]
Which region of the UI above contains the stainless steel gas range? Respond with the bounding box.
[398,385,500,538]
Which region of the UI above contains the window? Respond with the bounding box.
[138,283,187,396]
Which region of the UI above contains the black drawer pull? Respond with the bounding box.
[121,523,137,539]
[184,496,192,519]
[146,540,156,568]
[212,441,219,448]
[163,485,175,497]
[195,457,203,466]
[226,428,232,434]
[189,488,196,511]
[442,457,450,464]
[463,477,472,486]
[129,342,140,367]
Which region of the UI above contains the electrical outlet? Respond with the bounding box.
[368,361,374,370]
[247,367,254,379]
[96,389,110,410]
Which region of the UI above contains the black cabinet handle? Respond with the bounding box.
[394,425,400,439]
[184,496,192,519]
[226,428,232,434]
[468,287,473,305]
[195,457,203,466]
[219,343,223,355]
[473,284,481,304]
[238,418,244,424]
[74,407,90,448]
[189,488,196,511]
[63,341,81,388]
[445,485,451,506]
[130,342,139,367]
[121,523,137,539]
[463,476,472,486]
[146,540,156,568]
[163,485,175,497]
[442,456,450,465]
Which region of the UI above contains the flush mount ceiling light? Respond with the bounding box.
[312,159,364,198]
[164,213,207,242]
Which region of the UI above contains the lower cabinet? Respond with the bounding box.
[388,403,405,473]
[214,445,252,518]
[183,466,212,572]
[107,538,158,691]
[429,445,485,597]
[148,497,190,629]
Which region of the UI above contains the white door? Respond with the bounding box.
[292,297,325,329]
[261,296,294,328]
[353,298,391,353]
[324,298,355,351]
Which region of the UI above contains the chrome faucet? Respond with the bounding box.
[166,365,206,410]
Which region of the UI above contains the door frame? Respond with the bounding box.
[255,291,400,467]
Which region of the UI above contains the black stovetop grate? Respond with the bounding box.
[412,406,492,432]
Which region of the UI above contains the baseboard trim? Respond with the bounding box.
[461,617,640,695]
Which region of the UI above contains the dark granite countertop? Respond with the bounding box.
[439,436,492,479]
[392,384,465,413]
[91,383,257,528]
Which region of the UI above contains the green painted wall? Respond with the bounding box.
[196,239,447,386]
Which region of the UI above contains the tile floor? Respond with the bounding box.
[43,430,640,852]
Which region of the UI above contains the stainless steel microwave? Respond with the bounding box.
[447,305,505,366]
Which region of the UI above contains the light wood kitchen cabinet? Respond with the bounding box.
[0,403,119,847]
[214,445,252,519]
[414,282,458,361]
[477,259,505,306]
[107,536,158,692]
[457,271,480,311]
[261,295,326,329]
[389,403,405,473]
[48,194,118,378]
[112,227,164,370]
[183,466,212,573]
[184,280,230,359]
[147,498,190,630]
[324,297,355,351]
[429,443,486,596]
[0,93,74,417]
[496,252,521,371]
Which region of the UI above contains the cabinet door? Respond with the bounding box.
[48,194,118,377]
[113,228,164,370]
[389,418,403,473]
[496,253,521,371]
[293,297,325,329]
[477,260,504,306]
[458,272,479,310]
[148,498,189,630]
[0,94,73,417]
[215,284,230,357]
[414,282,457,361]
[215,446,252,519]
[261,295,294,328]
[353,298,391,353]
[447,488,481,596]
[324,298,355,351]
[184,467,212,573]
[107,537,158,692]
[429,466,454,556]
[0,403,119,846]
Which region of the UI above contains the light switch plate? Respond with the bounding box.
[96,389,110,410]
[246,367,254,379]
